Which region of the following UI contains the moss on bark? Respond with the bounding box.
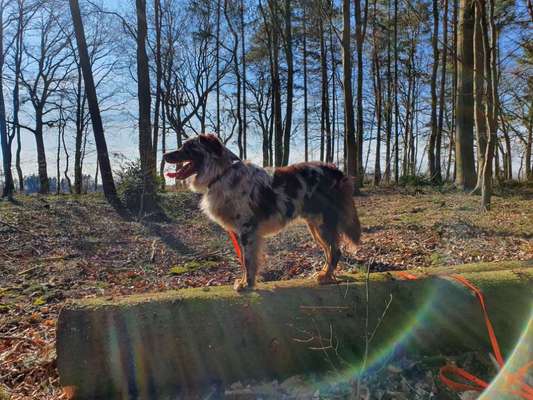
[57,261,532,399]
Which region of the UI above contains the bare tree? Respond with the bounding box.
[69,0,119,206]
[20,5,72,194]
[11,0,28,192]
[225,0,243,157]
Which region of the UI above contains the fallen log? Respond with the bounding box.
[57,261,532,399]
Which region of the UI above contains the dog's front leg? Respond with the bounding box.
[234,227,260,292]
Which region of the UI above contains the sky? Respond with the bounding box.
[0,0,530,186]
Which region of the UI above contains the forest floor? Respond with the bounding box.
[1,184,532,399]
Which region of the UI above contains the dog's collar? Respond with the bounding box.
[207,160,241,189]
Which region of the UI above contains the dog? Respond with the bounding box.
[163,134,361,291]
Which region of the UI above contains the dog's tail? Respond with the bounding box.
[337,175,361,246]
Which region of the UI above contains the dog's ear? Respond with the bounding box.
[199,134,223,156]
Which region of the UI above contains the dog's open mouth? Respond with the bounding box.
[173,161,197,179]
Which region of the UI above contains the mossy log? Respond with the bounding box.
[57,261,532,399]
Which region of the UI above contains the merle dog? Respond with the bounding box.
[164,134,361,291]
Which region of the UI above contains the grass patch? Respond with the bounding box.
[169,260,219,275]
[429,252,446,267]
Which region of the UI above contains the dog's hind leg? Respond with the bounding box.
[234,226,262,291]
[307,220,341,285]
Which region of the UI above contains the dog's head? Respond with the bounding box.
[163,134,238,190]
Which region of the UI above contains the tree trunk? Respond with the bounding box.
[449,0,459,182]
[136,0,157,213]
[499,67,512,180]
[34,112,49,194]
[0,4,14,198]
[74,65,84,195]
[56,123,61,195]
[354,0,367,183]
[268,1,283,167]
[342,0,356,179]
[372,30,382,185]
[282,0,292,166]
[526,119,532,180]
[435,0,446,182]
[62,118,72,193]
[216,0,221,135]
[69,0,120,206]
[393,0,399,183]
[329,17,336,163]
[13,0,24,192]
[57,262,532,399]
[319,18,330,164]
[241,0,247,159]
[384,0,392,183]
[455,0,477,190]
[428,0,439,182]
[160,94,166,189]
[480,0,498,210]
[152,0,163,173]
[303,7,309,163]
[472,3,486,193]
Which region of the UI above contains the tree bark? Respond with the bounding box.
[73,63,87,195]
[393,0,399,183]
[267,1,283,166]
[13,0,24,192]
[526,118,532,180]
[343,0,357,180]
[428,0,441,183]
[0,2,14,198]
[136,0,157,213]
[282,0,292,165]
[372,27,382,185]
[152,0,163,173]
[384,0,392,183]
[319,17,330,163]
[216,0,221,135]
[160,92,166,189]
[32,111,49,194]
[480,0,498,210]
[355,0,368,183]
[303,6,309,163]
[471,3,486,193]
[240,0,247,159]
[455,0,477,190]
[61,115,72,193]
[437,23,447,181]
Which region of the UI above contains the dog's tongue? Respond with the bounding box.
[167,162,195,180]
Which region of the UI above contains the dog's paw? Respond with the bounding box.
[316,271,337,285]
